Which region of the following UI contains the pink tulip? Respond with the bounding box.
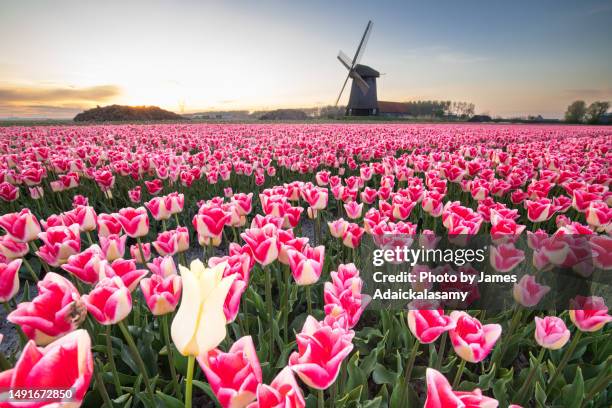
[324,263,370,329]
[8,272,85,345]
[61,245,107,285]
[585,200,611,229]
[97,213,123,237]
[147,255,177,277]
[590,234,612,270]
[0,235,29,260]
[82,277,132,325]
[0,209,41,242]
[247,367,305,408]
[66,205,97,232]
[342,223,364,249]
[36,223,81,267]
[232,193,253,216]
[165,192,185,214]
[301,186,328,210]
[145,179,164,195]
[153,230,179,256]
[0,259,21,302]
[146,196,172,221]
[130,242,152,263]
[512,275,550,307]
[114,207,149,238]
[128,186,142,203]
[286,245,324,286]
[0,182,19,202]
[198,336,263,408]
[569,296,612,332]
[72,195,88,208]
[99,233,127,261]
[524,199,555,223]
[343,201,363,219]
[105,258,148,291]
[425,368,498,408]
[140,274,182,315]
[489,243,525,273]
[572,189,599,212]
[449,311,502,363]
[0,329,93,406]
[407,302,456,344]
[193,205,231,247]
[328,218,348,238]
[209,254,252,322]
[241,224,280,266]
[288,316,354,390]
[534,316,570,350]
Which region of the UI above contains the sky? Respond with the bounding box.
[1,0,611,118]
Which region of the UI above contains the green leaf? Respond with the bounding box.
[361,396,383,408]
[336,385,363,408]
[346,352,365,393]
[373,363,397,385]
[561,366,584,408]
[154,391,184,408]
[477,364,496,391]
[534,382,547,408]
[192,380,221,407]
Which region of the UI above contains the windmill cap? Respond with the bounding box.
[354,64,379,78]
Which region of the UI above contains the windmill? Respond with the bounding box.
[335,20,380,116]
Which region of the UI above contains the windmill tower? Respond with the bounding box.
[335,21,379,116]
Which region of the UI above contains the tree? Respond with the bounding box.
[585,101,610,124]
[564,100,587,123]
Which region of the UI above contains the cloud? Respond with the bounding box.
[0,104,83,119]
[0,84,121,105]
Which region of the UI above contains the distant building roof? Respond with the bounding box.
[354,64,380,78]
[378,101,410,114]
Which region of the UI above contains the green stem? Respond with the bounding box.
[94,358,114,408]
[185,355,195,408]
[29,241,49,273]
[105,325,123,396]
[264,265,274,359]
[86,231,95,246]
[136,237,149,269]
[118,321,154,400]
[452,358,467,388]
[435,332,447,371]
[517,347,546,404]
[547,330,582,392]
[162,314,182,399]
[22,257,39,282]
[162,219,167,232]
[306,285,313,316]
[404,339,420,386]
[318,389,324,408]
[488,307,521,372]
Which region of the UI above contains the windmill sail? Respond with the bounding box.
[335,20,374,106]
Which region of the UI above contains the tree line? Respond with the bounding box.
[565,100,609,124]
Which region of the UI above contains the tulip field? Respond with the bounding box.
[0,123,611,408]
